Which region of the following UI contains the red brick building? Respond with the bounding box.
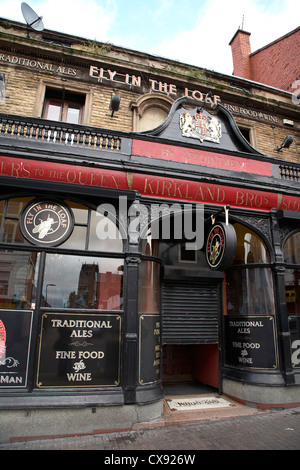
[230,26,300,92]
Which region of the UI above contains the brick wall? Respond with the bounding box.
[229,30,251,79]
[250,27,300,92]
[230,27,300,92]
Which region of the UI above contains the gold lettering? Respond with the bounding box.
[144,178,155,194]
[67,170,77,183]
[235,191,244,206]
[11,162,21,177]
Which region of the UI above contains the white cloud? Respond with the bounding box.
[40,0,116,40]
[148,0,299,74]
[0,0,116,40]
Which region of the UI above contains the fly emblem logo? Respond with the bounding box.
[205,222,237,270]
[20,200,74,247]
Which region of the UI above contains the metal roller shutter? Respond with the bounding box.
[162,280,220,344]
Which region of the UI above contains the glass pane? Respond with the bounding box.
[2,220,30,244]
[65,201,88,224]
[0,200,5,230]
[140,231,159,256]
[284,232,300,264]
[66,105,80,124]
[226,267,275,315]
[285,269,300,316]
[6,197,33,218]
[233,223,270,264]
[138,260,160,314]
[0,250,39,309]
[88,211,123,252]
[47,103,62,121]
[42,254,123,310]
[59,226,87,250]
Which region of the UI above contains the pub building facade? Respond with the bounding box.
[0,17,300,437]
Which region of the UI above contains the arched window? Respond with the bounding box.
[226,223,275,316]
[131,93,173,132]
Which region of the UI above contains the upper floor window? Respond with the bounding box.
[131,93,173,132]
[42,88,85,124]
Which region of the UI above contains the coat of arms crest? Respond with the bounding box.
[179,111,222,143]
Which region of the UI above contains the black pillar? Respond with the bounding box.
[270,209,294,385]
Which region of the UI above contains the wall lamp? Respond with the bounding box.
[108,90,121,118]
[275,135,294,152]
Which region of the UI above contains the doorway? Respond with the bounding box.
[161,278,222,395]
[162,344,219,392]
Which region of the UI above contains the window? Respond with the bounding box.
[0,197,125,311]
[0,250,38,309]
[226,223,275,316]
[284,232,300,370]
[138,260,160,314]
[131,93,173,132]
[41,254,123,310]
[237,125,257,148]
[0,73,5,104]
[0,198,123,253]
[42,88,85,124]
[284,232,300,317]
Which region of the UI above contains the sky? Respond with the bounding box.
[0,0,299,75]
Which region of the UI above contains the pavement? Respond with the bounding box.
[1,394,300,451]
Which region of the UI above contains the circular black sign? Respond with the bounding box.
[20,200,74,247]
[205,222,236,270]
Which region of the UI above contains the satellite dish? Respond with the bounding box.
[21,2,44,31]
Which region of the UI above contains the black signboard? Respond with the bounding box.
[37,313,121,388]
[0,311,33,388]
[139,314,161,385]
[205,222,237,271]
[225,315,277,370]
[289,316,300,369]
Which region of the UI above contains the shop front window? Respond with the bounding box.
[226,223,274,316]
[0,198,124,253]
[0,250,39,309]
[41,254,123,310]
[226,267,275,315]
[284,232,300,370]
[284,232,300,316]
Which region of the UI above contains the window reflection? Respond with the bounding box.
[284,232,300,264]
[0,250,39,309]
[41,254,123,310]
[226,268,275,315]
[285,269,300,316]
[233,224,270,264]
[138,260,160,314]
[226,224,274,316]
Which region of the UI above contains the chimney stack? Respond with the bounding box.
[229,29,252,79]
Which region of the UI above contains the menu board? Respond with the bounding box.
[139,314,161,385]
[37,313,121,388]
[225,316,278,370]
